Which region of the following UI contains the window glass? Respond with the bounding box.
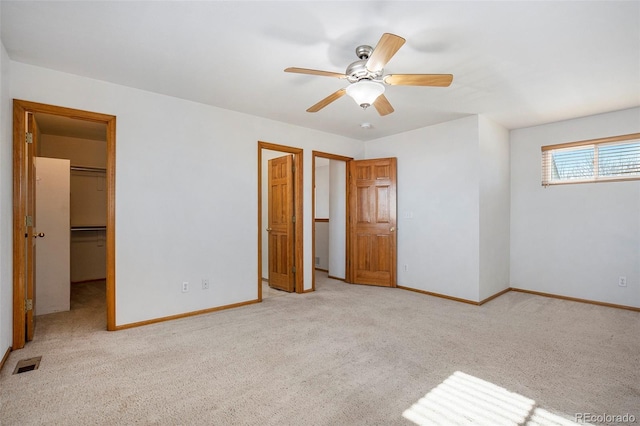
[542,134,640,186]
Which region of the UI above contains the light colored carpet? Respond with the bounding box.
[1,273,638,425]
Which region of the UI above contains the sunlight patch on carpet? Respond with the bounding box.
[403,371,583,425]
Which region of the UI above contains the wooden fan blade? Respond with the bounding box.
[285,67,347,79]
[306,89,347,113]
[384,74,453,87]
[366,33,406,72]
[373,94,394,116]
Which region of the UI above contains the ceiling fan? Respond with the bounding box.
[285,33,453,116]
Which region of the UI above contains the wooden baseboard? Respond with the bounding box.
[114,299,261,330]
[328,275,346,282]
[314,267,328,272]
[479,287,511,305]
[0,346,11,372]
[510,288,640,312]
[111,284,638,331]
[397,285,480,305]
[399,284,640,312]
[303,288,315,293]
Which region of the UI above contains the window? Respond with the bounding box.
[541,133,640,186]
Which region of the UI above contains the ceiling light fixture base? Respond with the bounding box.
[346,80,385,109]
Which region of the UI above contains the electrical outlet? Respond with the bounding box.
[202,278,209,290]
[182,281,189,293]
[618,276,627,287]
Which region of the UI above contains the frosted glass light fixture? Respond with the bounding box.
[346,80,385,109]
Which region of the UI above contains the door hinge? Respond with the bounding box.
[292,164,296,173]
[25,299,33,311]
[292,216,296,223]
[25,132,33,144]
[292,266,296,274]
[25,215,33,227]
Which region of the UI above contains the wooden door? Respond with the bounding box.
[348,158,397,287]
[267,155,295,292]
[25,112,37,340]
[35,157,71,315]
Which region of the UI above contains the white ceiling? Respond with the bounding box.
[2,1,639,141]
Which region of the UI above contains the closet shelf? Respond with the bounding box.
[71,166,106,173]
[71,226,106,231]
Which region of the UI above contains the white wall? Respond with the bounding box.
[314,164,329,270]
[510,108,640,308]
[315,164,329,218]
[70,231,106,282]
[8,61,363,326]
[39,134,106,168]
[365,116,481,301]
[365,115,510,302]
[0,39,13,352]
[478,116,511,300]
[314,222,329,270]
[328,160,346,279]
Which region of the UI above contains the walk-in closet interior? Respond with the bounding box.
[33,113,107,317]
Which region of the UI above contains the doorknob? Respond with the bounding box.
[266,228,272,232]
[33,232,45,238]
[390,227,395,232]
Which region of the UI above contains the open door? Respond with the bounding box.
[348,157,397,287]
[35,157,71,315]
[267,155,295,292]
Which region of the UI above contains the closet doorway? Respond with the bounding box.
[312,151,352,290]
[12,100,116,349]
[37,112,107,314]
[257,141,303,299]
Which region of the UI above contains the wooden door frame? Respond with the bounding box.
[257,141,303,299]
[311,151,353,291]
[12,99,117,349]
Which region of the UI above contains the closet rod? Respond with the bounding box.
[71,226,106,231]
[70,166,106,173]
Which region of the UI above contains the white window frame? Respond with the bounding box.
[541,133,640,186]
